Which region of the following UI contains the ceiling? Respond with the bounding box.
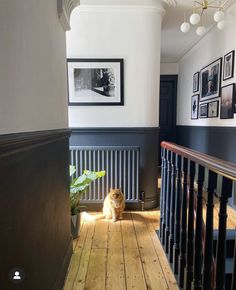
[161,0,235,63]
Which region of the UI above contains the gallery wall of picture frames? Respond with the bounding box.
[191,50,235,120]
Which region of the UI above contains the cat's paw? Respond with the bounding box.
[119,216,123,220]
[112,218,117,222]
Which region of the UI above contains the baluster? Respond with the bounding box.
[202,170,217,290]
[179,157,188,287]
[173,154,182,274]
[169,152,176,262]
[192,165,205,290]
[161,148,167,245]
[165,149,172,253]
[159,147,164,239]
[184,160,195,290]
[232,232,236,290]
[215,177,232,290]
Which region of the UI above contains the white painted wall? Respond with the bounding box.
[160,63,179,75]
[67,5,163,128]
[177,2,236,127]
[0,0,68,134]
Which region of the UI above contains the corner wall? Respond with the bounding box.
[0,1,72,289]
[66,3,164,208]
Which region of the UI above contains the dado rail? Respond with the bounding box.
[159,142,236,290]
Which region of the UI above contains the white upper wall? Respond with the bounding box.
[0,0,68,134]
[67,5,163,128]
[177,2,236,127]
[160,63,179,75]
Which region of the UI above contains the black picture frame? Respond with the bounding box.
[208,100,219,118]
[200,57,222,102]
[220,83,235,119]
[223,50,235,81]
[191,94,199,119]
[67,58,124,106]
[193,72,199,93]
[199,103,208,118]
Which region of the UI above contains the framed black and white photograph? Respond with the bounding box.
[200,58,222,102]
[220,83,235,119]
[223,50,235,81]
[208,100,219,118]
[191,94,199,119]
[193,72,199,93]
[199,103,208,118]
[67,58,124,106]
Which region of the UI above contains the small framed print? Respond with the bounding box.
[193,72,199,93]
[208,100,219,118]
[191,94,199,119]
[199,103,208,118]
[223,50,235,81]
[220,83,235,119]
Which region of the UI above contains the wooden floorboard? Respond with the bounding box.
[63,210,178,290]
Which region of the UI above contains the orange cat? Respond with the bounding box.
[103,188,125,222]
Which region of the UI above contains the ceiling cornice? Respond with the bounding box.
[57,0,80,31]
[80,0,165,4]
[57,0,177,31]
[79,0,170,17]
[164,0,176,8]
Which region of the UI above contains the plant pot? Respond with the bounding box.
[71,212,81,239]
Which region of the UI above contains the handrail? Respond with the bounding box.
[161,141,236,181]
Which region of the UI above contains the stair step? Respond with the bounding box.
[213,229,236,258]
[213,229,236,241]
[225,258,234,274]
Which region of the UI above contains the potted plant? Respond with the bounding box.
[70,165,105,239]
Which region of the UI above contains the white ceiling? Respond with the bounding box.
[161,0,235,63]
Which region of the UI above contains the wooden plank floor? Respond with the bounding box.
[63,211,179,290]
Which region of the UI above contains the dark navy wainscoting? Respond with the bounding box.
[176,126,236,163]
[0,129,72,290]
[70,127,160,210]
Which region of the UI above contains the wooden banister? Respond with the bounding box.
[161,141,236,181]
[159,142,236,290]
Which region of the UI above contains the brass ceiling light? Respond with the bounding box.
[180,0,231,36]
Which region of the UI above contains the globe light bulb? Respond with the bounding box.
[190,13,201,25]
[214,10,224,22]
[180,22,190,33]
[217,20,225,30]
[196,26,206,36]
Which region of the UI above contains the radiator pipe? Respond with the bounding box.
[139,190,145,211]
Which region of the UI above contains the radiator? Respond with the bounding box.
[70,146,140,203]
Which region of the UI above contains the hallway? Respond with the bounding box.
[63,211,178,290]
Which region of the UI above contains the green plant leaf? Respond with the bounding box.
[70,165,76,176]
[69,166,106,215]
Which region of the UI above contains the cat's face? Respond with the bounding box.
[109,188,123,201]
